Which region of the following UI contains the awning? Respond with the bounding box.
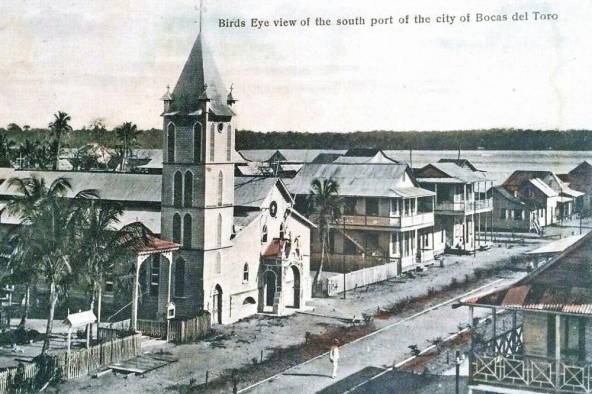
[526,234,586,255]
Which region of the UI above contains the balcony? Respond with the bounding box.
[435,198,493,214]
[331,212,434,229]
[470,325,592,393]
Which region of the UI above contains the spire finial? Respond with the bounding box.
[199,0,204,34]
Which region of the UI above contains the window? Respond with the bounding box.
[243,263,249,283]
[391,233,399,255]
[215,252,222,274]
[343,198,356,215]
[167,123,175,162]
[175,257,185,297]
[514,209,523,220]
[217,171,223,206]
[547,315,586,360]
[173,171,182,207]
[500,208,507,220]
[172,214,181,243]
[210,123,215,161]
[366,233,379,251]
[194,122,202,162]
[391,199,400,216]
[216,213,222,247]
[366,198,379,216]
[280,223,285,239]
[262,225,268,243]
[150,256,160,297]
[226,124,232,161]
[183,214,192,248]
[344,237,357,254]
[184,171,193,208]
[329,231,336,253]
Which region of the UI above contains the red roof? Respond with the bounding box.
[263,239,285,258]
[462,231,592,316]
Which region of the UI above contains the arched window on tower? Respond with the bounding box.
[167,123,175,162]
[183,214,192,248]
[243,263,249,283]
[172,213,181,243]
[184,171,193,208]
[174,257,185,297]
[226,124,232,161]
[216,213,222,247]
[262,225,268,243]
[210,123,215,161]
[217,171,223,206]
[173,171,182,207]
[193,122,202,162]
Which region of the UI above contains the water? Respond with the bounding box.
[384,150,592,185]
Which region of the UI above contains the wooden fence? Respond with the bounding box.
[0,333,141,393]
[137,313,211,343]
[169,313,211,343]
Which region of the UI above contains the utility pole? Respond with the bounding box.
[343,218,346,299]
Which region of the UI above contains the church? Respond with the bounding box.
[152,32,313,324]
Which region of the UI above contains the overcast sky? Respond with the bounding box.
[1,0,590,132]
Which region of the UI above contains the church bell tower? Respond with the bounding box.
[160,32,237,321]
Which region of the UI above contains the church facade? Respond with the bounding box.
[149,33,313,324]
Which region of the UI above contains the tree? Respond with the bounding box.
[70,200,148,334]
[308,178,342,293]
[115,122,141,171]
[6,123,22,133]
[0,134,15,167]
[48,111,73,170]
[5,176,97,353]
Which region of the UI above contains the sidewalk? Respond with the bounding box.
[240,278,514,393]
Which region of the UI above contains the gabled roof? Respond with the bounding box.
[234,177,293,208]
[462,231,592,316]
[64,310,97,329]
[170,34,233,117]
[238,149,347,164]
[333,150,399,164]
[527,178,559,197]
[287,163,429,198]
[503,170,557,189]
[416,162,486,183]
[438,158,483,172]
[569,160,592,176]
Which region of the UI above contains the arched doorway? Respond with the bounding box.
[291,266,300,309]
[264,271,276,308]
[212,285,223,324]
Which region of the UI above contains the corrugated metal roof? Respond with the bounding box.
[0,170,162,203]
[527,234,586,255]
[529,178,559,197]
[420,162,487,183]
[288,163,430,198]
[416,177,464,184]
[234,177,278,207]
[239,149,347,163]
[390,187,435,198]
[463,231,592,316]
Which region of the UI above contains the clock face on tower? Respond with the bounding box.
[269,201,278,217]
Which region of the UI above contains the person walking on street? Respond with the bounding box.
[329,338,340,379]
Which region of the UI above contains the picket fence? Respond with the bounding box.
[0,334,141,393]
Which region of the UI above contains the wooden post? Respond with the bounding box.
[131,255,148,332]
[492,307,497,339]
[512,310,517,330]
[555,315,561,388]
[86,323,90,349]
[469,306,474,327]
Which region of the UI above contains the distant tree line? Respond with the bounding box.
[4,124,592,153]
[235,129,592,150]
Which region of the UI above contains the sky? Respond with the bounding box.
[0,0,591,132]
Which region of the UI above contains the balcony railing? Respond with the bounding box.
[471,325,592,393]
[435,198,493,213]
[331,212,434,228]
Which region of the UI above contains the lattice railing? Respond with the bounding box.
[471,353,592,393]
[473,325,524,357]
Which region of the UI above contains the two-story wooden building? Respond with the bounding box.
[288,161,442,276]
[415,161,493,253]
[462,230,592,394]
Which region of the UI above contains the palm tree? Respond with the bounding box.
[70,200,148,334]
[48,111,73,170]
[308,178,342,293]
[5,176,97,353]
[115,122,141,171]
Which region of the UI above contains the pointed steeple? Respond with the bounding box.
[171,33,233,117]
[227,83,237,106]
